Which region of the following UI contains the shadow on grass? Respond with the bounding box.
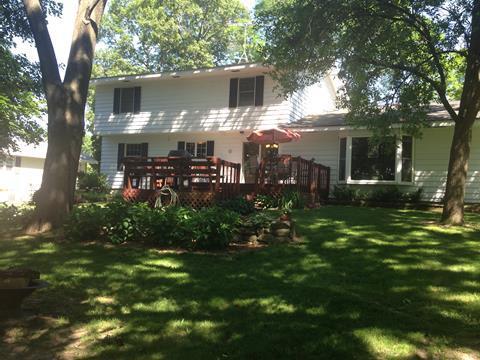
[0,206,479,359]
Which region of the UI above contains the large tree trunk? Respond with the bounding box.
[441,0,480,225]
[28,94,84,231]
[441,119,473,225]
[24,0,107,233]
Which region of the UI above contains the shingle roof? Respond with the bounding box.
[290,102,463,130]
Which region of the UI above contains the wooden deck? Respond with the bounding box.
[121,155,330,207]
[255,155,330,202]
[122,156,241,207]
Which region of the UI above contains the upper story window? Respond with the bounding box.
[113,87,141,114]
[229,76,264,108]
[339,136,413,183]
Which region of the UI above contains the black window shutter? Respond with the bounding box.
[134,87,141,114]
[255,76,264,106]
[117,143,125,171]
[229,78,239,108]
[141,142,148,157]
[177,141,185,151]
[206,141,215,157]
[113,88,121,114]
[14,156,21,167]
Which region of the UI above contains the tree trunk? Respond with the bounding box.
[23,0,108,233]
[441,0,480,225]
[27,93,84,232]
[441,119,473,225]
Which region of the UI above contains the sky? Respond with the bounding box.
[18,0,258,78]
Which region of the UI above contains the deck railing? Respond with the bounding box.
[256,155,330,201]
[123,156,241,200]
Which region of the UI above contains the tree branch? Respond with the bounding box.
[360,56,459,121]
[22,0,61,96]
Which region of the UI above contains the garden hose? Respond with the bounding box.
[154,185,179,208]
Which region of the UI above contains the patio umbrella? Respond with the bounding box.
[246,127,301,144]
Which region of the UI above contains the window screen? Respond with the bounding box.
[126,143,143,157]
[238,78,255,106]
[351,137,396,181]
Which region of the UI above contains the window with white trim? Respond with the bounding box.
[238,78,256,106]
[177,140,214,157]
[339,136,413,183]
[351,137,396,181]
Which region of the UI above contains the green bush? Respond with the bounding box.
[403,188,424,203]
[367,186,404,203]
[190,207,240,250]
[77,171,110,192]
[64,201,240,249]
[64,204,106,241]
[0,203,34,232]
[75,190,110,204]
[255,194,279,209]
[219,196,255,215]
[333,186,362,202]
[244,212,275,231]
[279,190,305,210]
[148,207,195,246]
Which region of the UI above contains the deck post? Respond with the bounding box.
[215,158,221,195]
[296,157,301,192]
[236,163,241,194]
[325,166,331,200]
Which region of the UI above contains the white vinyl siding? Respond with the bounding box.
[95,75,292,135]
[414,126,480,203]
[100,126,480,203]
[101,132,246,189]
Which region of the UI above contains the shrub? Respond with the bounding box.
[244,211,275,231]
[75,190,109,204]
[64,204,106,241]
[0,203,34,232]
[255,194,279,209]
[367,186,404,203]
[219,196,255,215]
[404,188,424,203]
[279,190,305,210]
[190,207,240,250]
[77,171,110,192]
[147,206,195,246]
[333,186,362,202]
[64,201,240,249]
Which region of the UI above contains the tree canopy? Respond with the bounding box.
[256,0,480,225]
[0,0,61,153]
[257,0,469,135]
[95,0,259,76]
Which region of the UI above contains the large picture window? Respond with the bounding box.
[351,137,396,181]
[339,136,413,183]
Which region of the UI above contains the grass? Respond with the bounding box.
[0,206,479,359]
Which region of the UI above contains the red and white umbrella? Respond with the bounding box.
[246,127,301,144]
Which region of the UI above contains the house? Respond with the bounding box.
[92,63,480,204]
[0,142,96,204]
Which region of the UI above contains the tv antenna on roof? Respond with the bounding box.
[229,22,253,64]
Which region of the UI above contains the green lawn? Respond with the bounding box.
[1,206,479,359]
